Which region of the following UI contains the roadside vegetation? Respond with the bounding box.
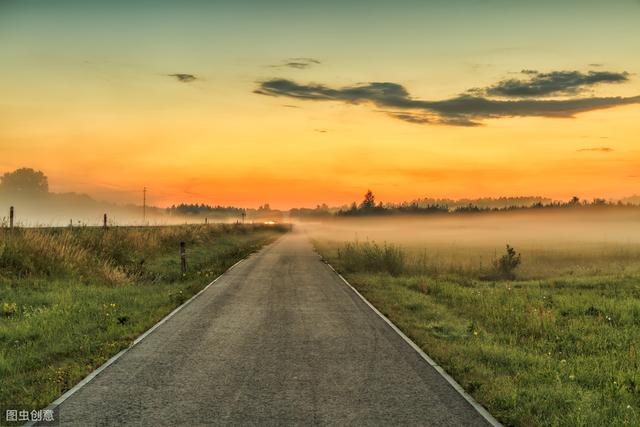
[316,239,640,426]
[0,223,287,411]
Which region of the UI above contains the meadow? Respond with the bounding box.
[0,223,287,412]
[312,211,640,427]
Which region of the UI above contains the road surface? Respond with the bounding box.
[54,230,493,426]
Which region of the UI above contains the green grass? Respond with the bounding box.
[316,240,640,426]
[0,224,287,411]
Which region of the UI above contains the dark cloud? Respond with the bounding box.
[272,58,321,70]
[168,73,197,83]
[484,70,629,98]
[255,78,640,126]
[383,112,481,127]
[577,147,614,152]
[386,112,432,124]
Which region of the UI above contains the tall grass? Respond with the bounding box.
[326,239,640,281]
[0,224,286,283]
[337,241,405,276]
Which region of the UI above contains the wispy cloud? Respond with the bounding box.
[577,147,614,152]
[479,70,629,98]
[271,58,321,70]
[168,73,197,83]
[255,78,640,126]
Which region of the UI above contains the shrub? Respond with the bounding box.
[492,244,521,280]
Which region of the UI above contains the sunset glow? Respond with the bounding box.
[2,0,639,208]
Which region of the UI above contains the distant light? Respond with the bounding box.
[263,221,276,225]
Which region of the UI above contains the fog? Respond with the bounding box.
[300,208,640,247]
[0,197,281,227]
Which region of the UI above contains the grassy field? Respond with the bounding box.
[315,238,640,426]
[0,223,287,412]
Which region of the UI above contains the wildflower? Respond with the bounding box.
[561,359,567,364]
[569,374,575,380]
[473,331,478,336]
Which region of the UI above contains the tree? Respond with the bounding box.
[360,190,376,210]
[0,168,49,197]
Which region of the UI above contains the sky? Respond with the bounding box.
[1,0,640,208]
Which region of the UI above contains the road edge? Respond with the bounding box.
[322,260,503,427]
[24,246,260,427]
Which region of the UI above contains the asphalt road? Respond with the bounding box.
[54,230,493,426]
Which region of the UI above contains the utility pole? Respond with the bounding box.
[143,187,147,223]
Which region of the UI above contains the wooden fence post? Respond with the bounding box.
[180,241,187,274]
[103,213,108,229]
[9,206,14,229]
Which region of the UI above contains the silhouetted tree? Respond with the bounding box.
[360,190,376,210]
[0,168,49,197]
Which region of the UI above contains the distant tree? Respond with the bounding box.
[569,196,580,205]
[0,168,49,197]
[360,190,376,210]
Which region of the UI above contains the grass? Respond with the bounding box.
[316,239,640,426]
[0,223,287,412]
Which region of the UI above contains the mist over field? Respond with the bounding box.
[303,208,640,245]
[305,208,640,280]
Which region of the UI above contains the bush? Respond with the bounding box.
[492,244,521,280]
[337,241,406,276]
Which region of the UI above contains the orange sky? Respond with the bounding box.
[1,1,639,208]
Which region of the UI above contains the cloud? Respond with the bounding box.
[168,73,197,83]
[255,78,640,126]
[272,58,321,70]
[483,70,629,98]
[577,147,614,152]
